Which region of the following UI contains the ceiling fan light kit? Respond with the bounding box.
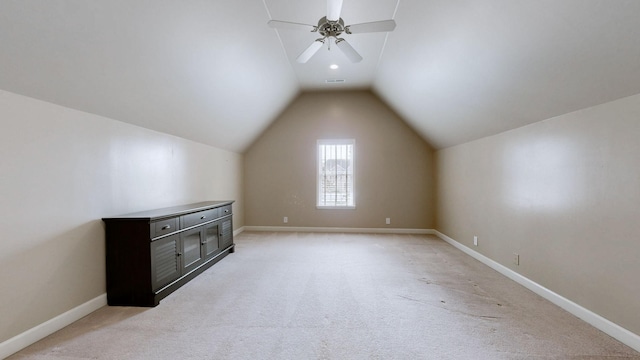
[268,0,396,64]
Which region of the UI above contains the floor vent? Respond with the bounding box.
[325,79,346,83]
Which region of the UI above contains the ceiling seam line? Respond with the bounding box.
[261,0,304,86]
[373,0,401,84]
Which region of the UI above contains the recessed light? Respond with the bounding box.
[329,64,339,70]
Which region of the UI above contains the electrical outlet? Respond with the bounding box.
[385,218,391,225]
[513,253,520,266]
[473,236,478,246]
[283,216,288,224]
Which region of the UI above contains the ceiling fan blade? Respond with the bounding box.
[345,20,396,34]
[296,39,325,63]
[327,0,343,21]
[268,20,316,32]
[335,38,362,63]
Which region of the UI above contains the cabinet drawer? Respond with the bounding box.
[182,209,218,228]
[219,205,232,217]
[151,217,178,239]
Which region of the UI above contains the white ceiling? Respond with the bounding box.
[375,0,640,148]
[1,1,640,152]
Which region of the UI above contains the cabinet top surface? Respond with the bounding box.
[102,201,234,221]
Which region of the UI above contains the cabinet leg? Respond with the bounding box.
[229,244,235,253]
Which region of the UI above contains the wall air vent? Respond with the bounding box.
[325,79,346,83]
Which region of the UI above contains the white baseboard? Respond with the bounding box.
[243,226,435,234]
[0,294,107,359]
[233,226,245,237]
[434,230,640,353]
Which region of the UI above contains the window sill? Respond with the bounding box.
[316,206,356,210]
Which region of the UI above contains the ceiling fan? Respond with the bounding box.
[268,0,396,63]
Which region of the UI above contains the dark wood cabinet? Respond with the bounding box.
[103,201,234,307]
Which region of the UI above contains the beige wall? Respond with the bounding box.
[0,90,243,343]
[436,93,640,335]
[244,90,435,229]
[7,80,638,348]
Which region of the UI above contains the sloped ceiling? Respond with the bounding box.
[0,1,299,153]
[1,1,640,152]
[374,0,640,149]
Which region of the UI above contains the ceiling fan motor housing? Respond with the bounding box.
[317,16,345,37]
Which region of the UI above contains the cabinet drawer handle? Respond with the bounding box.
[161,225,171,230]
[200,215,206,219]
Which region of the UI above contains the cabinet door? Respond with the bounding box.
[219,217,233,249]
[202,222,220,259]
[150,235,180,291]
[180,227,204,274]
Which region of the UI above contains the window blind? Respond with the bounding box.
[317,139,355,208]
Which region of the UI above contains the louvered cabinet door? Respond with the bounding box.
[219,217,233,249]
[150,235,181,291]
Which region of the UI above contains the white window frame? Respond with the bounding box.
[316,139,356,209]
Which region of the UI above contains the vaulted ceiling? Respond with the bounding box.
[1,1,640,152]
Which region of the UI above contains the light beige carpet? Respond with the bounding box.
[8,232,640,359]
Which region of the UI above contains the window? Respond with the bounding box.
[317,139,355,209]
